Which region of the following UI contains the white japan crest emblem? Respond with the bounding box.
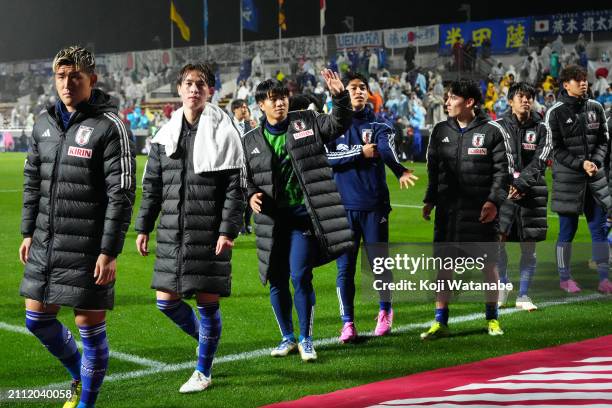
[525,130,536,143]
[587,111,597,123]
[75,125,94,146]
[472,133,485,148]
[293,120,306,132]
[361,129,373,144]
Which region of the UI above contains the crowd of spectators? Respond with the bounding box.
[1,36,611,160]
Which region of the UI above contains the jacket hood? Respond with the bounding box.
[558,89,586,107]
[502,109,543,128]
[48,89,118,124]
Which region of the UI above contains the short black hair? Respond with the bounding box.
[176,62,215,87]
[559,64,587,84]
[342,71,370,92]
[255,79,289,103]
[508,82,536,100]
[448,79,482,106]
[230,99,247,112]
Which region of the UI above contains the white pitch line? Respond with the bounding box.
[0,189,21,193]
[0,292,601,400]
[0,321,164,369]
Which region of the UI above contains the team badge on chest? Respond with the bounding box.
[75,125,94,146]
[292,119,314,140]
[472,133,485,147]
[468,133,487,155]
[525,130,536,143]
[362,129,373,144]
[293,120,306,131]
[587,111,599,129]
[587,111,597,123]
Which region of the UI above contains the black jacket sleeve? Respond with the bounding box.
[219,169,246,240]
[423,124,439,205]
[314,90,354,144]
[135,142,163,234]
[100,122,136,257]
[21,130,41,237]
[488,129,511,207]
[589,102,608,169]
[242,137,261,203]
[514,123,550,193]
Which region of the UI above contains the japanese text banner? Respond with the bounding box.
[439,18,533,54]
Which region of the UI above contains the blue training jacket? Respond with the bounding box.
[325,106,407,212]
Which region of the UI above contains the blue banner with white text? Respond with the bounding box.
[532,9,612,36]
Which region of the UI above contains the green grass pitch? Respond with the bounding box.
[0,152,609,407]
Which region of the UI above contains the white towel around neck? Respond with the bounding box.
[152,104,244,174]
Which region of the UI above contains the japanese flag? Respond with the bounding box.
[535,20,549,33]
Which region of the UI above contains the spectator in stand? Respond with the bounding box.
[452,41,463,71]
[551,35,564,55]
[415,70,427,98]
[368,87,384,114]
[328,56,338,73]
[493,93,510,118]
[550,51,561,80]
[337,50,350,75]
[593,71,609,97]
[540,42,552,73]
[542,75,555,92]
[574,33,587,56]
[404,45,416,72]
[464,40,477,71]
[491,62,505,84]
[482,37,492,60]
[163,102,174,119]
[428,82,446,126]
[368,49,379,77]
[500,73,515,95]
[409,101,425,159]
[597,86,612,109]
[544,91,556,110]
[484,82,498,113]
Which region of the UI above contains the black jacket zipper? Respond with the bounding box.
[452,129,464,241]
[44,129,65,304]
[176,132,189,295]
[285,135,327,249]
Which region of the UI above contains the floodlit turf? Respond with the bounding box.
[0,152,610,407]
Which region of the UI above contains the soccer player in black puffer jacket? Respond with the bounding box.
[19,46,136,408]
[135,63,245,393]
[496,82,551,311]
[421,79,512,340]
[242,70,354,361]
[546,65,612,295]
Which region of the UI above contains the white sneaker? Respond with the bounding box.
[515,295,538,311]
[498,286,511,308]
[298,338,317,362]
[270,338,298,357]
[179,370,211,393]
